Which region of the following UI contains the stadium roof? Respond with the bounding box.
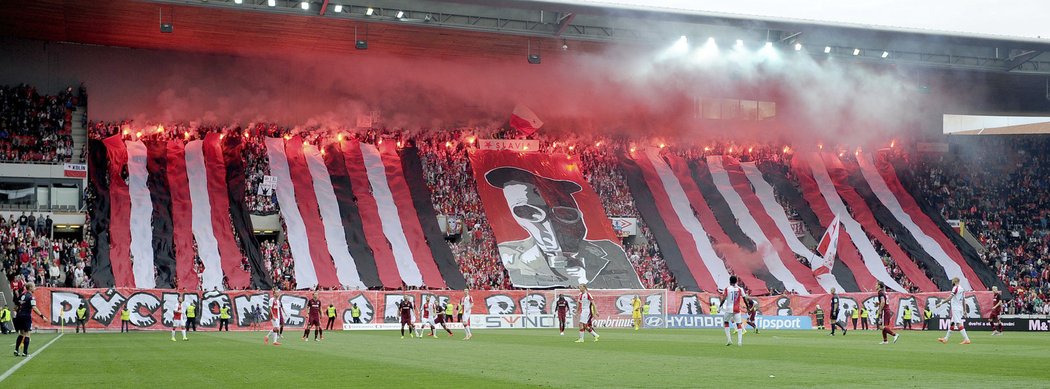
[2,0,1050,75]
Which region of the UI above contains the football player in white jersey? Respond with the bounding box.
[720,275,747,346]
[935,277,971,344]
[574,284,600,343]
[416,296,437,338]
[171,295,188,342]
[461,289,474,340]
[265,290,285,346]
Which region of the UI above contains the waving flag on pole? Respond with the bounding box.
[509,105,543,136]
[814,215,841,276]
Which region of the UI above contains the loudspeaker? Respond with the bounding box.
[527,54,541,64]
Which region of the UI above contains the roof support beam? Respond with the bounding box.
[554,12,575,37]
[319,0,329,15]
[1004,50,1042,71]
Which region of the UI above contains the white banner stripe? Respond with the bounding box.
[706,156,809,295]
[264,138,320,289]
[185,140,225,291]
[807,153,906,292]
[360,143,424,287]
[741,161,840,293]
[645,149,730,289]
[857,153,972,290]
[304,144,367,289]
[125,141,157,289]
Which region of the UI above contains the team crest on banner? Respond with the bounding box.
[470,150,643,289]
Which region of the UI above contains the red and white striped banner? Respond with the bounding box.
[858,151,985,290]
[707,156,820,294]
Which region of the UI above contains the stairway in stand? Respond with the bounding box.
[71,106,88,163]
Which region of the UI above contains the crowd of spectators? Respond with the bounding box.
[909,136,1050,314]
[0,84,79,163]
[0,212,92,297]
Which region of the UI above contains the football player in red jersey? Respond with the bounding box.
[303,292,323,341]
[744,298,760,335]
[990,286,1004,335]
[555,295,569,336]
[398,297,415,339]
[877,282,899,345]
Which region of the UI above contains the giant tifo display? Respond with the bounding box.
[85,129,1000,295]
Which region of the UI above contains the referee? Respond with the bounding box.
[14,283,48,357]
[829,288,848,336]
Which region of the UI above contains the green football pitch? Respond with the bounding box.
[1,328,1048,388]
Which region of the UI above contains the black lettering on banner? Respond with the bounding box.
[679,294,699,315]
[645,294,664,315]
[89,289,127,326]
[837,297,859,323]
[925,296,948,318]
[862,296,880,325]
[50,291,86,326]
[125,292,162,327]
[383,294,410,323]
[485,294,516,315]
[520,293,548,314]
[343,294,374,324]
[161,292,200,327]
[895,296,920,327]
[200,290,232,327]
[280,294,308,327]
[615,294,636,315]
[775,296,793,316]
[234,293,269,327]
[708,296,723,314]
[964,295,981,319]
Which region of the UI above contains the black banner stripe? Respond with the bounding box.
[145,141,176,289]
[323,143,382,288]
[399,146,467,290]
[688,159,786,294]
[759,164,861,292]
[87,139,115,287]
[620,154,700,292]
[890,160,1008,296]
[846,164,944,290]
[222,135,273,290]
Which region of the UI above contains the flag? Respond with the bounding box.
[814,215,841,276]
[509,105,543,136]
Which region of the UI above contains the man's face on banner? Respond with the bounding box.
[498,173,586,254]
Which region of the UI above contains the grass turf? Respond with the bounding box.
[1,328,1048,388]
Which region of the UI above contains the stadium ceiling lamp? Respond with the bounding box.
[794,43,802,51]
[396,10,405,19]
[882,51,890,58]
[301,1,309,10]
[853,48,861,56]
[735,39,744,48]
[764,41,773,48]
[267,0,275,7]
[355,25,368,50]
[365,7,374,16]
[233,0,242,4]
[333,4,342,12]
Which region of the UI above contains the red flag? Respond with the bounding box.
[509,105,543,136]
[814,215,841,276]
